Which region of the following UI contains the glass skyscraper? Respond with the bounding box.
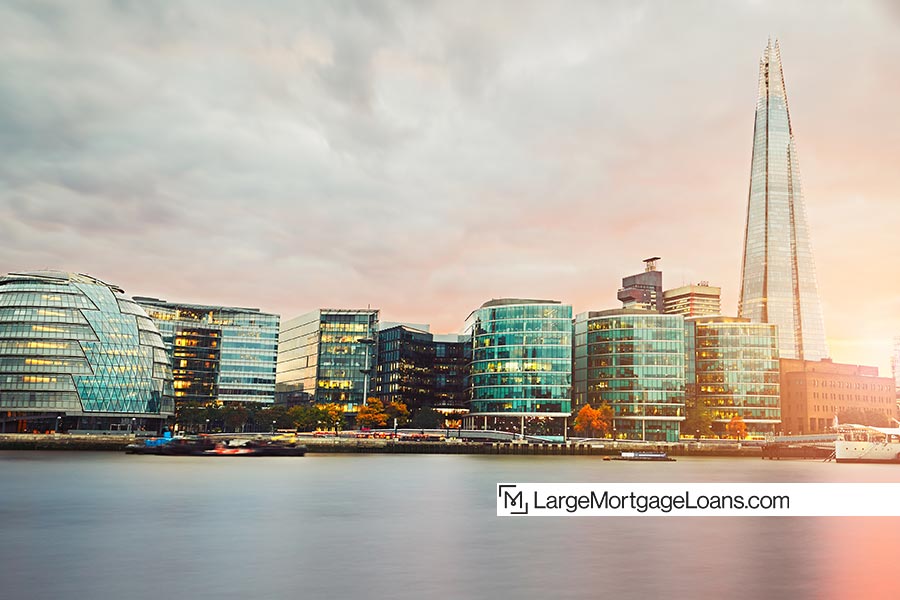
[573,309,685,442]
[464,299,572,436]
[276,309,379,413]
[739,39,828,361]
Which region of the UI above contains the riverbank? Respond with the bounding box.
[0,433,766,457]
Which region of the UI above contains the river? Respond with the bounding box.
[1,452,898,599]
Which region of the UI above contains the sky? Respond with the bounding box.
[1,0,899,374]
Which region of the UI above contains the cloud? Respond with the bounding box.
[1,0,899,373]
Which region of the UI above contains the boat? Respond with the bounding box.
[835,424,900,464]
[126,435,306,457]
[612,451,675,462]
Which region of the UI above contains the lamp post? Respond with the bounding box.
[357,337,376,409]
[272,420,277,434]
[205,418,210,434]
[131,418,136,433]
[55,416,62,434]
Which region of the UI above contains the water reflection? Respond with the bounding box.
[1,453,898,599]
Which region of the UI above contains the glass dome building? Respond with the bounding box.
[0,271,175,433]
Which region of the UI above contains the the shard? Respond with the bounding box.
[739,40,828,360]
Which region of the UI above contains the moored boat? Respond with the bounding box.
[835,425,900,464]
[613,451,675,462]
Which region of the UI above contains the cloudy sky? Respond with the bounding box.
[2,0,899,373]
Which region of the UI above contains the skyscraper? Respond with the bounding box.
[739,40,828,361]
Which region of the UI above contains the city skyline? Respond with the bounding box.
[2,2,899,374]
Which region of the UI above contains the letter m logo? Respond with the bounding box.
[498,484,529,515]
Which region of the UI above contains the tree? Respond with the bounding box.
[683,408,715,439]
[222,404,249,433]
[319,403,345,433]
[384,400,410,427]
[726,415,747,440]
[356,399,389,428]
[573,404,614,438]
[289,405,323,431]
[410,407,441,429]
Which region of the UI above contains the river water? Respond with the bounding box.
[1,452,899,599]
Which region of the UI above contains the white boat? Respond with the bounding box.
[835,424,900,464]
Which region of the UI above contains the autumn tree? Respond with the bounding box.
[384,400,410,427]
[682,408,715,439]
[356,399,389,428]
[573,403,614,438]
[726,415,748,439]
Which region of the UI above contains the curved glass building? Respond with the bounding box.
[573,309,684,442]
[0,271,174,433]
[464,299,572,437]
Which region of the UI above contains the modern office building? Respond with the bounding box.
[664,283,721,317]
[573,309,685,442]
[375,325,470,415]
[432,333,470,412]
[135,298,279,405]
[376,324,434,414]
[684,316,780,436]
[738,39,828,361]
[464,299,572,436]
[780,359,896,434]
[618,257,664,312]
[276,309,379,413]
[0,271,174,433]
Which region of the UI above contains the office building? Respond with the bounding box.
[663,283,721,317]
[0,271,174,432]
[738,40,828,360]
[780,359,896,434]
[276,309,378,413]
[618,257,664,312]
[135,298,279,405]
[375,325,470,415]
[464,299,572,436]
[685,316,780,436]
[573,309,685,442]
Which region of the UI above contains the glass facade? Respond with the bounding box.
[573,309,684,442]
[375,327,470,414]
[0,271,174,432]
[739,40,828,361]
[464,299,572,435]
[276,309,378,412]
[685,317,780,435]
[135,298,279,405]
[376,325,434,413]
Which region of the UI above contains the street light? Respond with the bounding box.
[55,416,62,434]
[357,337,376,408]
[205,418,210,434]
[272,420,276,434]
[131,418,136,433]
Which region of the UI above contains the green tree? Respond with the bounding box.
[222,404,249,433]
[289,405,323,431]
[320,403,345,433]
[683,408,715,439]
[410,407,441,429]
